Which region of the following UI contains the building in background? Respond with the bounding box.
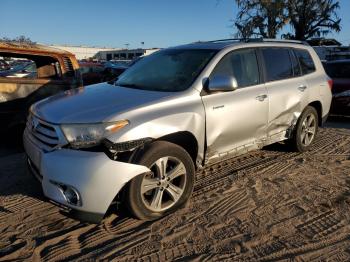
[48,44,121,60]
[95,48,160,61]
[48,45,160,61]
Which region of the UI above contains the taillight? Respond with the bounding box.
[327,79,333,90]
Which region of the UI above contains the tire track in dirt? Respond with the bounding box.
[32,224,93,261]
[193,151,295,198]
[296,209,345,240]
[205,188,249,217]
[258,230,350,261]
[0,128,350,261]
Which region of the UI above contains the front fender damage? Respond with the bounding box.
[101,137,153,161]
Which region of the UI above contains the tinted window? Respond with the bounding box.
[294,49,316,75]
[262,48,293,81]
[0,55,62,79]
[0,59,37,78]
[116,49,217,92]
[324,62,350,79]
[290,50,301,76]
[210,49,259,87]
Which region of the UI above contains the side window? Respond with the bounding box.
[0,55,62,80]
[210,49,259,88]
[290,50,301,76]
[0,59,37,79]
[261,48,293,81]
[294,49,316,75]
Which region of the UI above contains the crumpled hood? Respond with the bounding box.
[33,83,173,123]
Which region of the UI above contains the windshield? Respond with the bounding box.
[115,49,217,92]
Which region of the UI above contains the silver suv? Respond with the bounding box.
[24,39,332,222]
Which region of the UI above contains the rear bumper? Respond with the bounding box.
[23,130,150,221]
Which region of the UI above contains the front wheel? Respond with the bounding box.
[125,141,195,221]
[290,106,319,152]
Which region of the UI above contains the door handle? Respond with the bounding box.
[256,94,268,102]
[298,85,307,92]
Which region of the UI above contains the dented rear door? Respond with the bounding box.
[265,76,308,138]
[261,47,309,139]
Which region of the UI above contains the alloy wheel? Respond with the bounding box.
[300,113,316,146]
[140,156,187,212]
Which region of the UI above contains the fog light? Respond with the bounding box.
[50,180,82,206]
[63,187,80,206]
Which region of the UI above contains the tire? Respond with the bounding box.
[290,106,319,152]
[125,141,195,221]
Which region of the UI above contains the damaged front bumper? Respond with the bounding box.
[23,130,150,222]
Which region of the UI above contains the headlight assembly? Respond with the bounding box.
[61,120,129,148]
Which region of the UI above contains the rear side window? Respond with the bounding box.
[261,48,293,81]
[210,49,260,87]
[294,49,316,75]
[290,50,301,76]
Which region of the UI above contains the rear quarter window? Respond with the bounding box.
[261,48,293,82]
[294,49,316,75]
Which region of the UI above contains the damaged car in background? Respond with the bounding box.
[323,59,350,116]
[0,41,82,137]
[24,39,332,223]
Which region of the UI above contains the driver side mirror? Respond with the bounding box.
[206,75,238,93]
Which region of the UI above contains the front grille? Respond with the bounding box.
[26,114,65,151]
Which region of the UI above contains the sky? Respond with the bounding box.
[1,0,350,49]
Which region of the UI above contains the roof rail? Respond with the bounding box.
[204,38,309,45]
[248,38,309,45]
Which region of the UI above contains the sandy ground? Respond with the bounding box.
[0,119,350,261]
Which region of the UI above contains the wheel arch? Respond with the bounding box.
[156,131,199,169]
[308,100,323,126]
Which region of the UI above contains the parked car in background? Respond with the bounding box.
[0,41,82,136]
[308,38,350,61]
[102,61,130,82]
[0,61,37,78]
[24,39,331,223]
[0,59,10,71]
[79,62,104,85]
[323,60,350,115]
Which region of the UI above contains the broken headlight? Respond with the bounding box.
[61,120,129,149]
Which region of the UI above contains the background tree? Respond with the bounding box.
[0,35,36,44]
[233,0,341,40]
[234,0,287,38]
[284,0,341,40]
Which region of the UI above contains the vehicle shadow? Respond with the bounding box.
[262,141,292,153]
[0,149,44,201]
[325,115,350,129]
[0,132,24,157]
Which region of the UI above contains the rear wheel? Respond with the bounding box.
[125,141,195,220]
[290,106,318,152]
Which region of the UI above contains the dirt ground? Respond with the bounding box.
[1,118,350,261]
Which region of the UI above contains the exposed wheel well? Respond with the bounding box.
[157,131,198,168]
[308,101,322,126]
